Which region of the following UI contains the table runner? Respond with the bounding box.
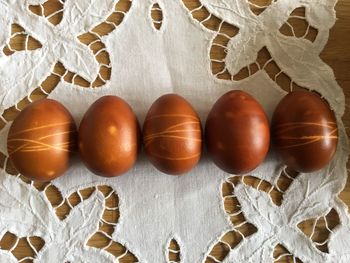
[0,0,348,262]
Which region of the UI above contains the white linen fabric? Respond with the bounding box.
[0,0,348,262]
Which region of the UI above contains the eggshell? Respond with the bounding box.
[205,90,270,174]
[78,96,140,177]
[143,94,202,175]
[271,90,338,172]
[7,99,77,181]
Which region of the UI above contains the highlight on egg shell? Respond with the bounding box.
[271,90,338,173]
[78,95,140,177]
[205,90,270,174]
[7,99,77,182]
[142,94,202,175]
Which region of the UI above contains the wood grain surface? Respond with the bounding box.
[0,0,349,262]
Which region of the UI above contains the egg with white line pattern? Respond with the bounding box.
[271,90,338,172]
[142,94,202,175]
[7,99,77,182]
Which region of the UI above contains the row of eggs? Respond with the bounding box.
[7,90,338,182]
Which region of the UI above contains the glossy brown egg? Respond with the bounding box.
[78,96,140,177]
[7,99,77,182]
[205,90,270,174]
[143,94,202,175]
[271,90,338,172]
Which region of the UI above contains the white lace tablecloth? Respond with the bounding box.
[0,0,349,262]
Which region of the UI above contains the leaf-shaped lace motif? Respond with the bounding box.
[0,0,133,124]
[0,176,139,262]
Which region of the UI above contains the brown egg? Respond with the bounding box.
[205,90,270,174]
[7,99,77,182]
[271,90,338,172]
[78,96,140,177]
[143,94,202,175]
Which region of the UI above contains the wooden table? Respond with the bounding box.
[0,0,349,262]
